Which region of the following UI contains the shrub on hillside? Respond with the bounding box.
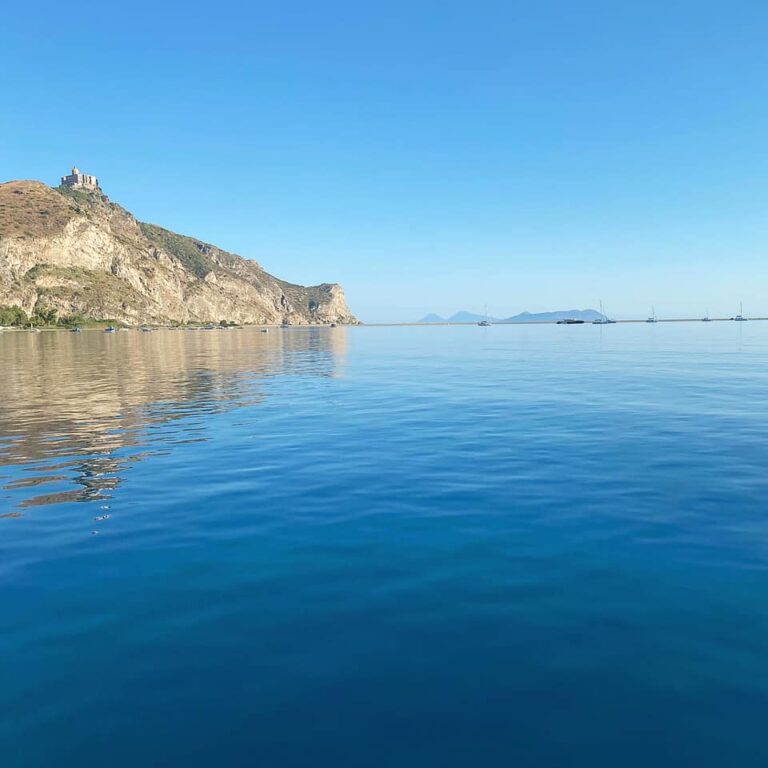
[0,305,29,326]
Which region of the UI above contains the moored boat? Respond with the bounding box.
[592,301,616,324]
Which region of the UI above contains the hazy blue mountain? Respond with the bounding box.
[448,311,496,323]
[417,308,606,323]
[502,309,606,323]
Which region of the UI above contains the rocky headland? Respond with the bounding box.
[0,178,357,326]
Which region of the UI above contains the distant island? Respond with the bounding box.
[418,309,607,324]
[0,168,357,327]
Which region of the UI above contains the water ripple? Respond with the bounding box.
[2,323,768,766]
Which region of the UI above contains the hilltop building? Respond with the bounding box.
[60,167,99,189]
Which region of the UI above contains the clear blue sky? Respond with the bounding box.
[3,1,767,321]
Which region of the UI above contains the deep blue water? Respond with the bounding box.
[1,323,768,766]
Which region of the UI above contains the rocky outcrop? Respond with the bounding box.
[0,180,357,325]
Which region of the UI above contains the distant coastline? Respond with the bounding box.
[335,317,768,327]
[418,309,606,324]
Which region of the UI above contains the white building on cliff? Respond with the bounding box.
[61,166,99,189]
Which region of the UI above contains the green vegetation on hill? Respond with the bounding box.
[24,263,115,285]
[0,304,120,328]
[56,185,109,206]
[0,305,28,326]
[139,222,214,278]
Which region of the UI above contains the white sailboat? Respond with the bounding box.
[478,304,492,327]
[646,307,657,323]
[592,300,616,324]
[734,302,748,321]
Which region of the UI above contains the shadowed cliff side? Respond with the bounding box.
[0,180,357,326]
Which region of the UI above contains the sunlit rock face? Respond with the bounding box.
[0,180,357,326]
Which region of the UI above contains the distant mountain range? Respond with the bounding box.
[418,309,607,323]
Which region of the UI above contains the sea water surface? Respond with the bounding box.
[1,323,768,766]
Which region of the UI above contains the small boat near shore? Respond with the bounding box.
[104,326,116,333]
[557,318,584,324]
[477,304,492,326]
[592,301,616,324]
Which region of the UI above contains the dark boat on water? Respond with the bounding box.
[557,318,584,324]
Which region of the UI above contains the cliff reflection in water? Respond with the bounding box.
[0,327,348,512]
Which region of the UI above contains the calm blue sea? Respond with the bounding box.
[1,323,768,766]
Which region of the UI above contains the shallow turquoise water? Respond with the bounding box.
[1,323,768,766]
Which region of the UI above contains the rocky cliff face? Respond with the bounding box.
[0,181,357,325]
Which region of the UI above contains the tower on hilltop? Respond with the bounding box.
[61,166,99,189]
